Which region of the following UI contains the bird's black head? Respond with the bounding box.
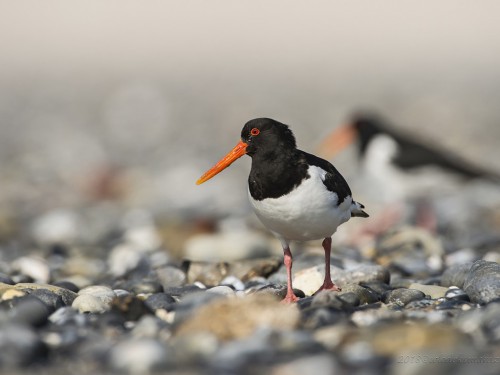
[351,113,385,155]
[241,118,297,158]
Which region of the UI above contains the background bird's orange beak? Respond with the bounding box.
[317,123,357,158]
[196,140,248,185]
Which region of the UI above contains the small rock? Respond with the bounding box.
[72,294,110,314]
[1,288,26,300]
[29,288,65,311]
[404,299,437,310]
[155,265,187,289]
[370,323,470,356]
[129,280,163,295]
[0,273,14,285]
[171,332,219,365]
[407,283,449,299]
[359,281,393,296]
[185,261,230,286]
[0,324,48,366]
[31,209,79,245]
[463,260,500,304]
[78,285,116,305]
[207,286,236,296]
[176,295,300,340]
[174,292,226,326]
[444,287,470,301]
[292,265,390,297]
[9,296,52,327]
[49,306,87,326]
[132,315,169,339]
[184,231,272,261]
[5,283,78,305]
[11,256,50,284]
[162,284,204,297]
[382,288,426,306]
[51,280,80,293]
[229,257,282,281]
[374,226,444,276]
[337,283,380,304]
[247,283,304,300]
[144,293,176,311]
[435,299,473,310]
[111,294,152,321]
[108,244,147,277]
[441,262,473,288]
[221,276,246,291]
[311,291,357,310]
[109,338,170,373]
[350,306,403,327]
[270,353,339,375]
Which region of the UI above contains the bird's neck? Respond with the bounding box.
[248,149,308,200]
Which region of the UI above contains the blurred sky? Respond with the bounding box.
[1,0,500,216]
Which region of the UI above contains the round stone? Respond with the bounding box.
[382,288,426,306]
[72,294,110,314]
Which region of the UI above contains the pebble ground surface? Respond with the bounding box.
[0,189,499,375]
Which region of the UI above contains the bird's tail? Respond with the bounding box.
[351,201,369,218]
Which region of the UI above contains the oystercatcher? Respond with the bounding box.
[319,112,500,184]
[197,118,368,303]
[318,112,500,231]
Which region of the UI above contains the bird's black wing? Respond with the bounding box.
[389,130,500,181]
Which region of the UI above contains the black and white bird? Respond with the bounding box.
[197,118,368,303]
[319,113,500,204]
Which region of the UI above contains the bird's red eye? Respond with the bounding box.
[250,128,260,136]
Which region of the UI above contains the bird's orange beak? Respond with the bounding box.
[317,123,357,158]
[196,140,248,185]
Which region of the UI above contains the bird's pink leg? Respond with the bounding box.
[314,237,341,294]
[281,246,299,303]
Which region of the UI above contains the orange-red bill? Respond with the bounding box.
[317,124,357,158]
[196,140,248,185]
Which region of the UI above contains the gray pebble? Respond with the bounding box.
[109,338,170,373]
[0,324,47,367]
[51,280,79,293]
[221,275,246,291]
[72,294,110,314]
[144,293,176,311]
[49,306,87,326]
[171,332,219,365]
[12,256,50,284]
[206,285,236,296]
[162,285,204,297]
[463,260,500,304]
[312,291,357,310]
[129,280,163,295]
[155,265,187,289]
[29,289,65,311]
[445,286,470,301]
[78,285,116,305]
[132,315,169,338]
[441,262,474,288]
[173,292,225,326]
[110,294,152,321]
[9,296,51,327]
[337,284,380,304]
[382,288,426,306]
[0,273,14,285]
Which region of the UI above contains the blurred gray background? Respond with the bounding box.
[1,0,500,221]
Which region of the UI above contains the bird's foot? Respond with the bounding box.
[281,290,300,303]
[313,280,342,295]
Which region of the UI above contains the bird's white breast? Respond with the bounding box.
[248,165,353,242]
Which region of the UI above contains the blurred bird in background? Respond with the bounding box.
[318,112,500,233]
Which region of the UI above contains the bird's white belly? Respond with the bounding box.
[248,166,352,242]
